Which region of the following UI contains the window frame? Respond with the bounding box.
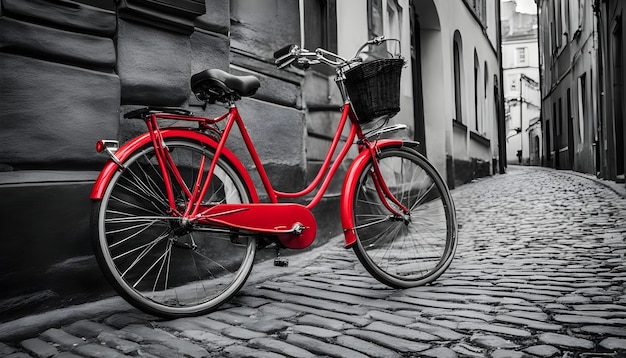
[516,47,528,66]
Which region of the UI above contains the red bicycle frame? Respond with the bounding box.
[91,101,411,249]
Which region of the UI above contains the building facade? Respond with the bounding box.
[537,0,625,186]
[596,0,626,183]
[0,0,503,317]
[501,0,541,165]
[330,0,504,189]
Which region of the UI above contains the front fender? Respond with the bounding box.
[90,129,259,202]
[340,139,418,248]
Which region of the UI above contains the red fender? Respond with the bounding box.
[340,139,415,248]
[90,129,259,202]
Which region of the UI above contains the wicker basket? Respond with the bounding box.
[343,58,404,124]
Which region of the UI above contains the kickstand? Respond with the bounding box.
[273,246,289,267]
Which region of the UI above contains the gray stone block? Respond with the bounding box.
[195,0,230,34]
[0,17,115,69]
[231,67,302,108]
[230,0,300,60]
[72,1,115,11]
[0,53,120,165]
[191,29,230,75]
[1,0,116,36]
[117,0,206,35]
[226,98,306,193]
[122,0,205,18]
[117,20,190,106]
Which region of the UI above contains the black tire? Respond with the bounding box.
[350,146,457,288]
[91,138,256,318]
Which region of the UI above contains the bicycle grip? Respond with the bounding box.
[274,44,296,59]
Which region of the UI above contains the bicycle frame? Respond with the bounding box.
[91,100,414,249]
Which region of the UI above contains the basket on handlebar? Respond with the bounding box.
[343,58,404,124]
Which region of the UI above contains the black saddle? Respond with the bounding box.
[191,69,260,101]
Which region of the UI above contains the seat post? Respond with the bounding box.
[228,97,237,108]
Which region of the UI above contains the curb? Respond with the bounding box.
[562,170,626,199]
[517,165,626,199]
[0,234,344,343]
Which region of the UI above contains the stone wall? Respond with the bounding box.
[0,0,307,320]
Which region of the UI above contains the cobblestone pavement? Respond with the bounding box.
[1,166,626,357]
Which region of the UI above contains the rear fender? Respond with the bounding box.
[90,129,259,202]
[340,139,417,248]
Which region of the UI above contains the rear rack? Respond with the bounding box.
[123,107,194,119]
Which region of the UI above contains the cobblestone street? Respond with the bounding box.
[1,166,625,357]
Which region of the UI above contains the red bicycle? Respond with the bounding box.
[90,37,457,318]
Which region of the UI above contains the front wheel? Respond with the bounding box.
[350,146,457,288]
[91,138,256,318]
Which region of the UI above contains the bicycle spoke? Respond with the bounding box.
[110,193,159,214]
[353,215,392,231]
[189,246,231,275]
[188,245,210,303]
[121,164,168,206]
[351,148,456,288]
[107,220,168,249]
[152,242,171,292]
[117,173,164,206]
[93,138,256,317]
[105,215,177,224]
[132,241,172,289]
[113,229,170,262]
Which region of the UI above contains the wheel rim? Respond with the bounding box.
[353,149,456,286]
[96,140,255,315]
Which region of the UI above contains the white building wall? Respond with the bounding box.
[337,0,502,184]
[436,0,501,168]
[501,1,540,165]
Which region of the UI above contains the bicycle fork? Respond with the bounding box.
[340,139,417,248]
[366,144,410,217]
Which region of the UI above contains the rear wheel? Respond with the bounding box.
[92,138,255,318]
[350,146,457,288]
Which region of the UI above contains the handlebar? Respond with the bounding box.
[273,36,394,71]
[274,44,350,70]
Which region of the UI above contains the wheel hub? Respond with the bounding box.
[169,218,197,250]
[391,214,411,225]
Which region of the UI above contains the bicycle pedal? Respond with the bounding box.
[274,258,289,267]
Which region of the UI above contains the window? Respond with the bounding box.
[474,51,480,132]
[386,0,402,42]
[577,74,586,143]
[467,0,486,24]
[484,62,489,98]
[481,0,486,25]
[564,0,571,38]
[368,0,384,38]
[453,31,463,123]
[557,98,562,136]
[550,0,563,53]
[550,20,556,53]
[546,119,551,161]
[577,0,585,28]
[516,47,527,66]
[303,0,337,52]
[570,0,585,36]
[509,75,518,92]
[556,0,562,47]
[368,0,402,59]
[302,0,337,74]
